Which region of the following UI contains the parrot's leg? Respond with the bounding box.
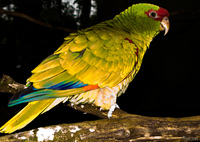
[69,80,129,118]
[107,103,120,118]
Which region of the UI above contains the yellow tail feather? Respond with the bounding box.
[0,99,58,133]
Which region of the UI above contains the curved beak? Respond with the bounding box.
[159,16,170,36]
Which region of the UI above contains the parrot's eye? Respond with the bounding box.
[149,11,157,18]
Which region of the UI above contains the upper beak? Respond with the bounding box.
[159,16,170,36]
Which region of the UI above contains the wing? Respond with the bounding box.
[55,25,138,87]
[9,24,138,106]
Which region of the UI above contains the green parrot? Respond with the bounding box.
[0,3,169,133]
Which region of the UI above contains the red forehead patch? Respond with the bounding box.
[157,7,169,17]
[145,7,169,21]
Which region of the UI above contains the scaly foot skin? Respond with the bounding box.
[107,103,120,118]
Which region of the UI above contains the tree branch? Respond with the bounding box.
[0,75,200,141]
[170,9,200,16]
[1,8,199,34]
[0,9,76,33]
[0,74,26,94]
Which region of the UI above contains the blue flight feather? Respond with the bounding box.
[45,81,88,90]
[8,81,88,107]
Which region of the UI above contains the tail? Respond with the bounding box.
[0,98,66,133]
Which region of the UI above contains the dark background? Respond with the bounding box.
[0,0,200,134]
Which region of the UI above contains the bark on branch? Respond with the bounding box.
[0,75,200,142]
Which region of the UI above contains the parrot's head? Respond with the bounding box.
[114,3,170,39]
[144,5,170,36]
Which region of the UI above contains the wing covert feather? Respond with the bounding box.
[29,25,138,90]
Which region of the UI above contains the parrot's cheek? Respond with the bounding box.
[159,16,170,36]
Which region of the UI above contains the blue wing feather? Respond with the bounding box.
[46,81,88,90]
[8,80,88,107]
[8,53,89,107]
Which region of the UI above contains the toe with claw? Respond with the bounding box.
[107,103,120,118]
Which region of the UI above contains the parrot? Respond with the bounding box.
[0,3,169,133]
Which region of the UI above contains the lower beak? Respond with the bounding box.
[159,16,170,36]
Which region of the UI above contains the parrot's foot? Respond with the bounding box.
[107,103,119,118]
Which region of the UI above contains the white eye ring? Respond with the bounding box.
[149,11,157,18]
